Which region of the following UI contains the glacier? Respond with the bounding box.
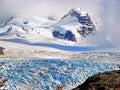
[0,58,119,90]
[0,7,119,90]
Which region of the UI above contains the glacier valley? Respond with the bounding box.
[0,57,120,90]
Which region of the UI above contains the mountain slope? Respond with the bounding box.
[0,8,96,44]
[72,70,120,90]
[1,8,114,53]
[52,8,96,42]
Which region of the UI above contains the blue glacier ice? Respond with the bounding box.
[0,58,119,90]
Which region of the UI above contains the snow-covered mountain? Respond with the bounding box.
[52,8,96,42]
[0,8,96,45]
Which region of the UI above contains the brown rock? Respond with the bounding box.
[72,70,120,90]
[57,84,66,90]
[0,47,5,55]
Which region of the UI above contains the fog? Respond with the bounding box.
[101,0,120,47]
[0,0,100,21]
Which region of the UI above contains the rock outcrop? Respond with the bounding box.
[0,47,5,55]
[52,30,76,41]
[59,8,96,37]
[52,8,96,42]
[72,70,120,90]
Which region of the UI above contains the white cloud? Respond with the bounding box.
[0,0,100,20]
[100,0,120,47]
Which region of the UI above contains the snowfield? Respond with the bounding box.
[0,8,118,55]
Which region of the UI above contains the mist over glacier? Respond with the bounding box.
[101,0,120,47]
[84,0,120,48]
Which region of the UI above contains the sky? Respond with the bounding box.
[0,0,100,20]
[0,0,119,47]
[100,0,120,47]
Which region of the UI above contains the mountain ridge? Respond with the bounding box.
[0,8,96,42]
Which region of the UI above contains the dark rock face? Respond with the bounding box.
[52,8,96,41]
[64,31,76,41]
[72,70,120,90]
[52,30,76,41]
[61,8,96,37]
[77,26,93,37]
[23,21,29,25]
[0,16,13,27]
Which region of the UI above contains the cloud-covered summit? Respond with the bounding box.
[0,0,120,47]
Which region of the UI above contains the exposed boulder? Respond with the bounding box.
[0,47,5,55]
[72,70,120,90]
